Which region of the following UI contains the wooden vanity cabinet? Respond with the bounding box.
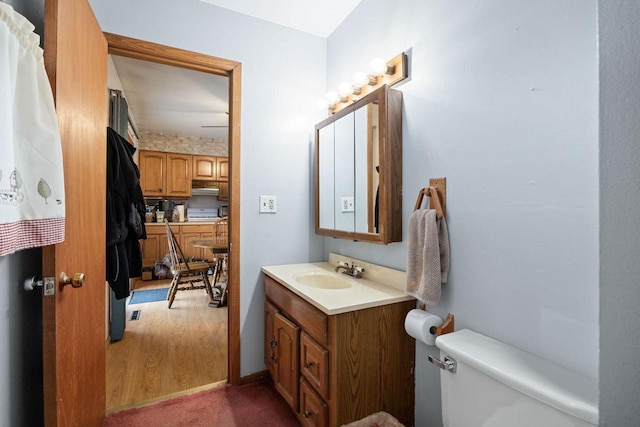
[139,150,192,198]
[264,275,415,427]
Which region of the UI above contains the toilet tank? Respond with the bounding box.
[434,329,598,427]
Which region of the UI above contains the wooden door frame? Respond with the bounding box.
[105,33,242,384]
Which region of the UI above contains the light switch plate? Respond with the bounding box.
[259,195,277,213]
[341,196,354,212]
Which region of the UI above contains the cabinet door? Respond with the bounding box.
[166,153,192,197]
[192,155,217,181]
[217,181,229,201]
[265,301,278,381]
[216,157,229,181]
[139,150,166,196]
[274,312,300,411]
[180,232,202,261]
[141,233,162,267]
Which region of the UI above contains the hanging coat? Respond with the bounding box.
[106,127,146,299]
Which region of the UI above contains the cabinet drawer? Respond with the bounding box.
[299,377,328,427]
[264,275,328,345]
[301,332,329,400]
[180,225,213,233]
[145,224,178,234]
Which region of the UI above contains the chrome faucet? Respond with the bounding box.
[335,261,365,278]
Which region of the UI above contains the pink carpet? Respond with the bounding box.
[104,380,301,427]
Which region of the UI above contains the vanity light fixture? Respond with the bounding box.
[318,52,408,114]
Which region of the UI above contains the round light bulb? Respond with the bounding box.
[338,81,353,97]
[326,91,340,106]
[369,57,388,76]
[352,71,369,88]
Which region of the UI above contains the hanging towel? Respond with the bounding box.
[406,209,450,305]
[0,3,65,257]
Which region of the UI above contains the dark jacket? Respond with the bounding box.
[106,127,146,299]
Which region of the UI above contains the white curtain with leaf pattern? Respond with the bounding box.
[0,2,65,257]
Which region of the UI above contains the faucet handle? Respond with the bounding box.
[354,266,365,273]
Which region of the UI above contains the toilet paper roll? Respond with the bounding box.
[404,309,443,346]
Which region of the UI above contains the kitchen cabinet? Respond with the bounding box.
[215,157,229,181]
[141,223,214,269]
[217,181,229,201]
[139,150,192,198]
[192,155,229,182]
[141,223,176,267]
[180,225,214,261]
[139,150,165,197]
[264,275,415,427]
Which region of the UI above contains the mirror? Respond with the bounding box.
[315,85,402,244]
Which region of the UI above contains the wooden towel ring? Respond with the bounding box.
[414,186,445,219]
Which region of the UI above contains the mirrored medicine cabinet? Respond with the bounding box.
[315,84,403,244]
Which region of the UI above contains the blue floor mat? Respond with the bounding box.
[129,287,169,304]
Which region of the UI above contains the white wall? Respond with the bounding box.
[325,1,598,425]
[89,0,327,376]
[598,1,640,425]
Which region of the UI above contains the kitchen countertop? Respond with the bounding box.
[261,259,413,315]
[145,221,222,226]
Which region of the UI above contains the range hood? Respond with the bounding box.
[191,187,219,196]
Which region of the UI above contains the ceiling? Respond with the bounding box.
[111,1,361,142]
[198,0,362,38]
[111,55,229,140]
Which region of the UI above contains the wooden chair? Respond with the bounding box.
[164,220,214,308]
[209,217,229,307]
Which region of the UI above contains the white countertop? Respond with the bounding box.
[261,258,414,315]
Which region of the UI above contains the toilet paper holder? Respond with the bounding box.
[432,312,455,336]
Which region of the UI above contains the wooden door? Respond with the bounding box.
[166,153,192,197]
[139,150,166,196]
[42,0,107,426]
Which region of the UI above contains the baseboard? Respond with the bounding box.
[106,379,227,414]
[239,369,271,385]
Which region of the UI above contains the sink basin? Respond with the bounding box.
[293,272,352,289]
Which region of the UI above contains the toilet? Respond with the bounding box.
[432,329,598,426]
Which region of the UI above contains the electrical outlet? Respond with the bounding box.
[341,196,354,212]
[259,195,277,213]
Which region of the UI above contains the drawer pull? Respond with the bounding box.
[303,411,313,418]
[303,361,315,368]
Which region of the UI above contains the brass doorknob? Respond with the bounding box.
[60,272,85,288]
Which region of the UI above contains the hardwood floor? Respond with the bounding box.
[106,279,228,410]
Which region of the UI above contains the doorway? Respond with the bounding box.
[104,33,242,407]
